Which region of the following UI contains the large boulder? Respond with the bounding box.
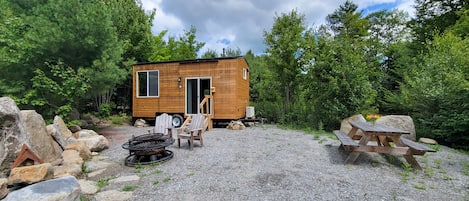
[340,114,366,135]
[3,175,81,201]
[8,163,54,185]
[0,97,27,178]
[48,116,77,150]
[76,130,109,152]
[21,110,63,165]
[376,115,416,141]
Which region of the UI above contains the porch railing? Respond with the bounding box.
[199,95,213,130]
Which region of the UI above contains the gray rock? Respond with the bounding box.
[21,110,62,165]
[50,116,75,150]
[419,137,438,145]
[94,190,133,201]
[3,175,81,201]
[0,97,27,178]
[376,115,416,141]
[340,114,366,135]
[78,179,99,195]
[77,135,109,152]
[74,129,98,138]
[134,119,146,127]
[110,175,140,184]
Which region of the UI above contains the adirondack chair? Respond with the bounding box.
[153,113,173,138]
[177,114,206,150]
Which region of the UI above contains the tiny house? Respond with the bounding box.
[132,56,250,127]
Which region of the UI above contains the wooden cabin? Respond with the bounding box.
[132,56,250,127]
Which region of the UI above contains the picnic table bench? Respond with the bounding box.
[334,121,436,170]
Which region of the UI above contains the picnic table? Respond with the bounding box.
[334,121,435,170]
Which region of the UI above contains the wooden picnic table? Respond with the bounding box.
[334,121,435,170]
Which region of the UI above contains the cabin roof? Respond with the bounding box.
[133,56,247,66]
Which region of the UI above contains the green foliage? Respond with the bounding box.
[122,185,137,191]
[393,33,469,149]
[201,49,218,59]
[326,0,369,39]
[25,62,90,120]
[109,112,130,125]
[167,26,205,60]
[411,0,469,51]
[96,102,115,118]
[1,0,154,119]
[303,34,378,130]
[263,10,312,113]
[97,177,113,188]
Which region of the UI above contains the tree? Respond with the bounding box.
[326,0,369,39]
[106,0,156,112]
[245,50,282,122]
[1,0,126,119]
[304,35,377,130]
[263,10,311,113]
[223,47,242,57]
[26,62,90,120]
[394,33,469,149]
[411,0,469,51]
[149,30,171,61]
[449,8,469,38]
[167,26,205,60]
[201,49,218,59]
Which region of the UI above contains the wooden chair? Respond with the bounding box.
[153,113,173,138]
[177,114,206,150]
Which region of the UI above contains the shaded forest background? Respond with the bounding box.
[1,0,468,149]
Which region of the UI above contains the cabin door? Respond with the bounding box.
[186,77,212,115]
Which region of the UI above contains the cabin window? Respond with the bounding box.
[243,68,248,80]
[137,70,159,97]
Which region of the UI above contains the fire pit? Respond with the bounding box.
[122,132,175,167]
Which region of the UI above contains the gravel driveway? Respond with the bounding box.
[99,124,469,201]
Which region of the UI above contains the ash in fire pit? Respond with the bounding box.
[122,132,175,166]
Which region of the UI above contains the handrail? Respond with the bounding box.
[199,95,213,130]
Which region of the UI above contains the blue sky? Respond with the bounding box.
[142,0,415,55]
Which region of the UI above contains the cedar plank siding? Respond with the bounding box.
[132,57,249,120]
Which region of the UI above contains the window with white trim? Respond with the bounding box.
[137,70,159,97]
[243,68,248,80]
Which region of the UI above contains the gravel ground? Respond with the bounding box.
[98,124,469,201]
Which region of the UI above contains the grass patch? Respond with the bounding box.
[462,161,469,176]
[318,138,327,144]
[400,162,413,183]
[428,144,441,151]
[424,166,435,178]
[433,158,442,169]
[97,177,114,188]
[413,185,426,190]
[122,185,138,191]
[153,169,163,175]
[153,180,159,185]
[81,162,91,174]
[443,174,452,180]
[187,172,195,176]
[163,177,171,183]
[108,112,130,125]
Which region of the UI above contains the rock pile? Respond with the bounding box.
[226,120,246,130]
[0,97,110,200]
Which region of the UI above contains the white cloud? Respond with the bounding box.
[141,0,415,56]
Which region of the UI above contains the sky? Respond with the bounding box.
[141,0,415,56]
